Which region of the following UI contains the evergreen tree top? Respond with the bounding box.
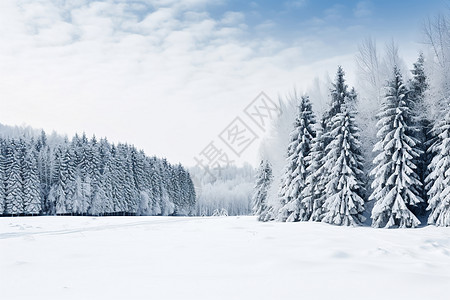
[384,66,407,100]
[325,66,358,124]
[412,52,425,74]
[410,53,428,93]
[330,66,349,112]
[297,95,316,124]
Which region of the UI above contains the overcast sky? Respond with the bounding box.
[0,0,445,167]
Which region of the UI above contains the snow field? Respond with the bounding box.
[1,216,450,300]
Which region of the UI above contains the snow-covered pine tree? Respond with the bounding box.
[90,185,105,216]
[72,173,85,215]
[159,159,175,216]
[51,146,67,215]
[303,67,354,222]
[137,190,150,216]
[425,110,450,226]
[122,144,138,214]
[82,174,92,214]
[22,147,41,215]
[252,160,273,219]
[176,165,193,215]
[185,170,196,215]
[99,138,114,214]
[111,144,126,214]
[89,136,103,215]
[409,53,430,208]
[149,157,162,215]
[278,95,316,222]
[321,103,366,226]
[177,167,187,213]
[89,137,105,216]
[37,134,52,213]
[62,145,76,214]
[5,140,24,215]
[167,164,181,213]
[301,121,327,221]
[370,66,423,228]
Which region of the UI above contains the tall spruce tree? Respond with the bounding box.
[426,110,450,226]
[72,173,85,215]
[409,53,430,209]
[304,67,355,222]
[321,103,366,226]
[22,147,41,215]
[51,146,67,215]
[62,146,76,214]
[278,95,316,222]
[252,160,273,219]
[370,67,423,228]
[301,122,327,221]
[99,139,114,214]
[37,142,51,213]
[5,140,24,215]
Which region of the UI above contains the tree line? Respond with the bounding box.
[252,53,450,227]
[0,132,196,216]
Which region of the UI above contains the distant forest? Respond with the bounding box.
[0,130,196,216]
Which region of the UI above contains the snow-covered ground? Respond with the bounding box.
[1,216,450,300]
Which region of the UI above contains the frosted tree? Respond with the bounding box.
[410,53,429,124]
[137,190,150,216]
[301,123,327,221]
[160,186,174,216]
[159,160,175,216]
[278,95,316,222]
[409,53,430,205]
[82,174,92,214]
[426,110,450,226]
[370,67,423,228]
[72,174,85,215]
[304,67,355,222]
[62,146,76,214]
[50,184,66,215]
[149,157,162,215]
[119,144,137,214]
[22,148,41,215]
[51,147,68,215]
[89,136,105,215]
[5,140,24,215]
[252,160,273,219]
[321,104,366,226]
[111,145,126,214]
[90,188,105,216]
[37,142,52,213]
[99,142,114,214]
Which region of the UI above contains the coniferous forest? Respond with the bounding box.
[253,52,450,228]
[0,132,196,216]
